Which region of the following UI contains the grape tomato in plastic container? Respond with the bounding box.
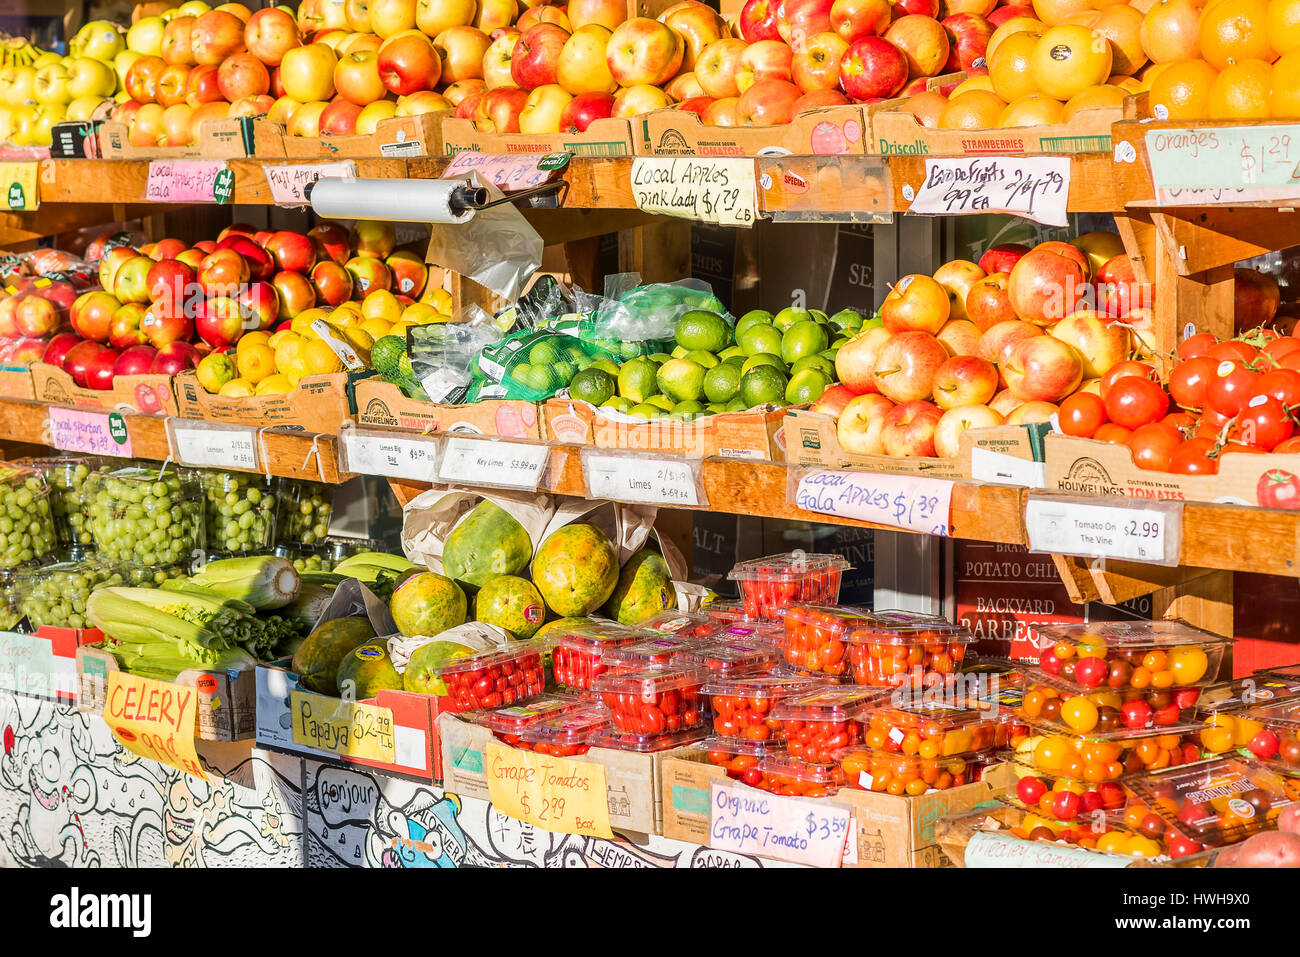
[635,610,720,638]
[465,694,586,747]
[517,704,613,757]
[860,699,1012,758]
[728,551,850,620]
[677,639,777,676]
[768,686,883,763]
[420,638,549,713]
[703,673,823,742]
[1128,757,1292,850]
[550,619,649,692]
[592,663,708,736]
[840,747,996,795]
[588,726,707,753]
[1033,620,1231,690]
[600,635,712,671]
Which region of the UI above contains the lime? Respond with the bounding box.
[569,367,617,406]
[862,310,885,330]
[781,319,830,365]
[786,368,832,405]
[613,342,638,360]
[649,353,673,364]
[618,356,661,403]
[671,345,690,359]
[673,399,706,415]
[734,310,773,340]
[703,362,743,404]
[628,403,662,419]
[684,349,720,368]
[792,354,835,378]
[739,365,788,408]
[590,357,621,376]
[601,395,632,413]
[741,353,788,376]
[772,306,812,332]
[515,364,559,393]
[820,347,840,363]
[738,323,783,357]
[675,310,733,353]
[809,309,829,324]
[554,361,577,383]
[646,394,676,412]
[724,354,746,368]
[657,358,707,403]
[528,340,561,364]
[829,308,865,333]
[718,345,746,362]
[725,396,748,412]
[707,402,728,414]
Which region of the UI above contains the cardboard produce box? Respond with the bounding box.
[660,749,1011,867]
[1043,432,1300,507]
[0,364,34,400]
[255,661,447,780]
[786,408,1047,484]
[95,116,280,160]
[440,713,695,835]
[276,111,448,159]
[441,116,637,157]
[544,397,789,461]
[354,378,543,439]
[76,643,256,741]
[31,361,177,416]
[172,369,357,434]
[633,104,875,157]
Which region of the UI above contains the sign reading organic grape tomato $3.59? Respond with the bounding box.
[908,156,1070,227]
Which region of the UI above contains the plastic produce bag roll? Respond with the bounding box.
[426,173,543,303]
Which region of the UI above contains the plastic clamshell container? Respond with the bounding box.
[600,635,714,670]
[840,746,997,794]
[756,752,845,796]
[703,673,823,742]
[465,693,585,739]
[678,639,777,676]
[704,737,777,782]
[15,560,116,630]
[200,470,278,557]
[1024,720,1204,782]
[1220,697,1300,773]
[728,551,851,620]
[1198,675,1300,714]
[1128,757,1292,849]
[550,619,650,692]
[86,465,202,568]
[769,687,883,763]
[707,619,786,646]
[860,699,1012,757]
[588,726,707,753]
[421,637,550,713]
[635,610,721,638]
[517,704,612,757]
[19,455,105,553]
[1033,620,1231,690]
[706,600,755,624]
[1018,664,1207,735]
[1005,758,1134,818]
[0,463,56,570]
[592,663,708,736]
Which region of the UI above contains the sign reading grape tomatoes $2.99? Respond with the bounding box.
[485,741,614,838]
[792,469,953,536]
[908,156,1070,227]
[631,157,759,227]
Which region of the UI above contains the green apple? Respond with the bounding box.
[66,95,107,121]
[3,66,36,107]
[0,105,12,142]
[6,104,37,145]
[126,16,166,57]
[113,50,142,87]
[32,103,67,146]
[31,52,62,69]
[67,57,117,99]
[33,63,72,106]
[176,1,214,17]
[72,21,125,62]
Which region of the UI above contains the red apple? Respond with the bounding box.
[70,291,119,343]
[937,317,982,356]
[882,399,942,456]
[736,78,802,125]
[245,7,301,67]
[217,235,274,281]
[385,251,428,297]
[237,280,279,331]
[145,259,196,308]
[836,392,895,453]
[696,37,747,98]
[264,230,316,274]
[197,248,251,297]
[702,96,741,125]
[736,39,792,91]
[141,298,194,349]
[309,222,351,266]
[126,56,168,102]
[1007,400,1059,425]
[834,325,891,393]
[560,90,616,131]
[778,0,835,46]
[84,346,121,391]
[872,330,948,402]
[942,13,993,72]
[474,86,528,131]
[830,0,891,42]
[1097,253,1151,319]
[150,238,187,261]
[792,31,850,93]
[63,340,110,388]
[185,63,224,104]
[156,64,193,107]
[353,220,396,258]
[196,296,246,348]
[977,242,1030,275]
[1003,336,1084,403]
[881,273,950,334]
[839,35,907,99]
[978,318,1041,386]
[109,303,150,349]
[793,88,849,113]
[113,345,158,377]
[739,0,783,42]
[112,256,156,305]
[192,10,248,66]
[1008,246,1088,326]
[377,29,442,95]
[883,14,949,78]
[218,51,271,101]
[311,260,354,305]
[931,354,998,409]
[934,403,1004,458]
[1050,310,1130,379]
[965,272,1014,331]
[151,340,200,375]
[605,17,684,87]
[320,97,363,134]
[162,16,198,65]
[812,382,860,416]
[272,270,317,318]
[894,0,940,15]
[42,331,81,368]
[511,22,570,90]
[665,3,728,73]
[345,256,392,296]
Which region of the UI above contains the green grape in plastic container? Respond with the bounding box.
[16,561,117,630]
[200,470,278,556]
[87,465,203,568]
[19,455,106,555]
[275,478,333,546]
[0,463,57,569]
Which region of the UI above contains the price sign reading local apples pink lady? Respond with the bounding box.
[145,160,230,203]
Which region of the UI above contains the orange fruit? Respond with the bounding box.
[990,30,1045,99]
[1138,60,1178,87]
[1091,4,1149,74]
[1199,0,1276,68]
[1031,24,1114,98]
[1062,82,1128,117]
[1033,0,1095,24]
[998,92,1067,124]
[1270,50,1300,114]
[987,16,1046,63]
[1147,58,1218,117]
[1267,0,1300,53]
[1108,74,1144,90]
[1141,0,1204,63]
[950,74,996,96]
[904,90,949,127]
[937,89,1009,128]
[1207,57,1273,116]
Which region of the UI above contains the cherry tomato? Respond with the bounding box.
[1093,422,1133,444]
[1233,394,1294,450]
[1105,376,1169,429]
[1100,361,1157,400]
[1205,359,1260,418]
[1168,356,1217,410]
[1017,776,1047,806]
[1249,730,1281,760]
[1176,332,1219,360]
[1059,392,1108,437]
[1128,422,1182,471]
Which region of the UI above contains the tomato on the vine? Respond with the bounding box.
[1128,423,1182,471]
[1252,368,1300,408]
[1208,339,1261,364]
[1262,337,1300,364]
[1168,437,1219,475]
[1233,394,1295,450]
[1275,436,1300,454]
[1205,359,1261,417]
[1162,411,1197,434]
[1168,355,1217,410]
[1093,423,1133,444]
[1059,392,1107,437]
[1099,361,1157,400]
[1105,377,1169,428]
[1177,332,1219,360]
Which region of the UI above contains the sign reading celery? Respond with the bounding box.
[631,157,758,227]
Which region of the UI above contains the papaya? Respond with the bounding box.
[442,500,533,590]
[336,642,403,700]
[474,575,546,640]
[532,523,620,617]
[603,549,675,625]
[291,616,378,694]
[390,571,468,637]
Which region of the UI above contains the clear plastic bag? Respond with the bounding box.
[588,278,731,343]
[471,327,617,401]
[495,274,575,333]
[408,304,503,404]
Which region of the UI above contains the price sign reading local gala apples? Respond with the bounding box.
[338,427,439,482]
[168,420,259,472]
[582,449,706,507]
[908,156,1070,227]
[264,161,357,206]
[145,160,231,203]
[792,469,953,537]
[438,436,550,491]
[631,157,759,228]
[1024,495,1183,566]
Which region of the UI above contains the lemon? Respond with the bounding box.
[195,352,236,394]
[401,302,440,324]
[236,343,276,384]
[254,374,295,396]
[236,330,271,355]
[298,338,344,376]
[359,317,392,341]
[218,378,254,398]
[362,289,402,322]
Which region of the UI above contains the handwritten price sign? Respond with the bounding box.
[104,672,206,779]
[792,469,952,536]
[442,152,567,191]
[145,160,231,203]
[582,449,705,507]
[339,428,439,481]
[631,157,759,227]
[909,156,1070,227]
[290,690,396,764]
[1025,496,1183,566]
[1145,126,1300,204]
[263,161,356,205]
[485,741,614,838]
[709,781,852,867]
[48,407,133,458]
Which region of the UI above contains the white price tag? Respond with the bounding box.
[263,161,356,205]
[1025,496,1182,566]
[310,320,367,371]
[340,429,439,481]
[909,156,1070,227]
[791,469,952,536]
[437,436,549,490]
[631,157,758,227]
[969,448,1047,489]
[709,781,851,868]
[170,421,258,471]
[582,450,704,507]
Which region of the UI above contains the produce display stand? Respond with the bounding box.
[7,97,1300,876]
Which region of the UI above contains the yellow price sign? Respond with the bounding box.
[290,690,396,764]
[485,741,614,838]
[0,162,39,211]
[103,672,206,778]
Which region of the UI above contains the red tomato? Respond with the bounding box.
[1196,406,1234,436]
[1099,361,1157,400]
[1221,442,1268,454]
[1162,412,1197,433]
[1208,339,1260,364]
[1176,332,1219,360]
[1263,337,1300,363]
[1205,359,1260,417]
[1059,392,1107,437]
[1168,437,1220,475]
[1093,423,1133,444]
[1105,377,1169,428]
[1280,352,1300,373]
[1253,368,1300,407]
[1275,436,1300,454]
[1258,469,1300,509]
[1168,356,1217,410]
[1128,423,1182,471]
[1233,395,1294,450]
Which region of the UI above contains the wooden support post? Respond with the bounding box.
[618,220,691,283]
[1051,555,1226,608]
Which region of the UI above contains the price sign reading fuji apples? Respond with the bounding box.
[264,161,357,205]
[1025,496,1183,566]
[909,156,1070,226]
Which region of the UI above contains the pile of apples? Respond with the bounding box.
[18,219,447,394]
[818,231,1153,458]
